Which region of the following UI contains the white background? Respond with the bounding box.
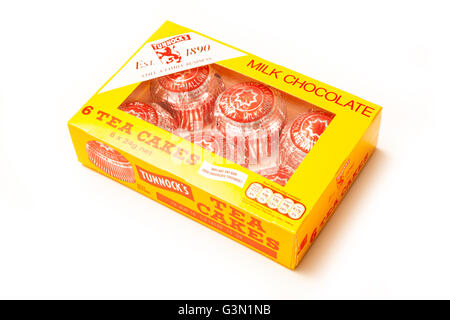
[0,0,448,299]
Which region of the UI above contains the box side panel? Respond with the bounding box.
[68,123,295,269]
[293,110,382,268]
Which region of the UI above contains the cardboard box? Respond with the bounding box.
[68,21,382,269]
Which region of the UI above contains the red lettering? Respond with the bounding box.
[229,206,245,222]
[159,141,176,155]
[118,122,132,134]
[210,197,227,211]
[229,218,246,234]
[247,217,265,233]
[210,211,228,225]
[197,203,210,215]
[362,106,375,118]
[106,116,121,128]
[146,136,161,148]
[96,110,110,121]
[248,228,264,243]
[137,131,151,142]
[266,237,280,251]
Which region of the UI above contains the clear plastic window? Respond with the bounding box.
[119,64,334,186]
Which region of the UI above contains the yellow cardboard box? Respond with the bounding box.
[68,21,382,269]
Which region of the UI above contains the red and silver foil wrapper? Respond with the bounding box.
[118,101,178,132]
[86,141,135,183]
[259,165,295,186]
[214,82,286,172]
[150,65,224,131]
[181,129,227,159]
[280,111,334,170]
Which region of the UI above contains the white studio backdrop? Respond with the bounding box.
[0,0,449,299]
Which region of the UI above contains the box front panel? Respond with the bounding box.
[69,124,295,268]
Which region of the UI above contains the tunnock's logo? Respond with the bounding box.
[151,34,191,65]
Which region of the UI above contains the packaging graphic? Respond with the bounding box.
[68,21,382,269]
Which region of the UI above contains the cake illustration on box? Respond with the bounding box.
[86,141,136,183]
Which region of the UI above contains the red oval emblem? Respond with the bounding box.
[217,82,274,123]
[290,112,333,154]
